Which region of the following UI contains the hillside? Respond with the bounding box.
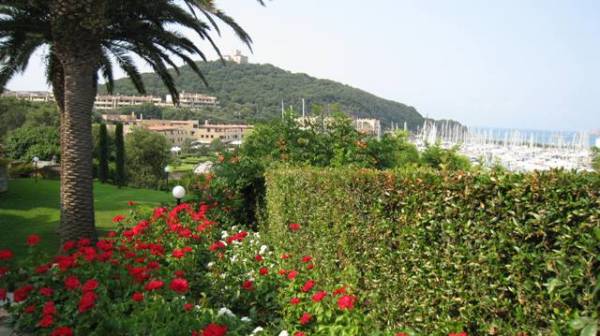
[109,61,425,129]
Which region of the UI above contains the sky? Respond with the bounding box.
[6,0,600,131]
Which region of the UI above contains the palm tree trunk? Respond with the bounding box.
[57,57,98,243]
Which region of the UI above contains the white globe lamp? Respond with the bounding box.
[172,185,186,204]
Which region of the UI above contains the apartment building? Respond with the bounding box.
[193,120,253,145]
[164,92,218,109]
[95,95,162,110]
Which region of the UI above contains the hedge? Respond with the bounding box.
[263,167,600,335]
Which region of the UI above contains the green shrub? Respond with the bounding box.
[8,162,34,178]
[263,167,600,335]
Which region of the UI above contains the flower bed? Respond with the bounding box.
[0,202,470,335]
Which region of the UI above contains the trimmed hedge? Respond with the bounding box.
[263,167,600,335]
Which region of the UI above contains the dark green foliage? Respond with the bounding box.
[124,128,169,189]
[4,126,60,162]
[114,123,125,187]
[98,123,109,183]
[108,62,427,129]
[0,98,59,140]
[264,167,600,335]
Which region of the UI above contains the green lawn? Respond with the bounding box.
[0,178,181,259]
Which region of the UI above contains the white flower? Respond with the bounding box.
[207,262,215,269]
[241,316,252,322]
[259,245,268,255]
[221,231,229,239]
[278,331,289,336]
[250,326,263,334]
[230,255,238,262]
[217,307,236,318]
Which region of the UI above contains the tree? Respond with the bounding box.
[98,123,109,183]
[114,123,125,187]
[0,1,260,244]
[125,128,169,189]
[4,126,60,162]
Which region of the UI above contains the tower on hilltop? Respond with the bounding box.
[225,50,248,64]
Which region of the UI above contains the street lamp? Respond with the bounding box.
[164,165,173,190]
[32,156,39,182]
[172,185,186,205]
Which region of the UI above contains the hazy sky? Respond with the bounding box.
[7,0,600,131]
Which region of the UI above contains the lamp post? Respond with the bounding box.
[172,185,186,205]
[164,165,173,191]
[32,156,39,183]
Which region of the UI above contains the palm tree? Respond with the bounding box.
[0,0,263,244]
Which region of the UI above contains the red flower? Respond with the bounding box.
[306,263,314,270]
[78,291,97,313]
[77,238,91,247]
[287,270,299,280]
[289,223,301,231]
[38,314,53,328]
[449,333,467,336]
[14,284,33,302]
[107,231,117,238]
[170,278,189,293]
[312,290,327,302]
[259,267,269,276]
[280,253,291,259]
[301,255,312,263]
[40,287,54,297]
[254,255,263,262]
[175,270,185,277]
[112,214,125,223]
[64,276,81,290]
[294,332,306,336]
[172,249,185,258]
[50,326,73,336]
[184,303,193,311]
[333,286,347,296]
[82,279,99,292]
[299,312,312,325]
[0,266,7,277]
[395,333,409,336]
[242,280,254,291]
[43,301,57,315]
[26,234,41,246]
[301,280,315,292]
[128,201,137,206]
[36,263,51,274]
[132,292,144,302]
[145,279,164,291]
[0,249,13,260]
[0,288,6,300]
[290,297,301,305]
[209,241,226,251]
[337,295,356,310]
[200,323,228,336]
[24,305,36,313]
[62,241,76,251]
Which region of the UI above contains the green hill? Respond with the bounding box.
[109,61,425,129]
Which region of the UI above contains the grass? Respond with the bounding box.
[0,178,182,260]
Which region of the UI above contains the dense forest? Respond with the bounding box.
[107,61,427,129]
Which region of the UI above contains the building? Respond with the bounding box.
[164,92,218,109]
[95,95,162,110]
[146,126,190,147]
[4,91,217,111]
[193,120,253,145]
[224,50,249,64]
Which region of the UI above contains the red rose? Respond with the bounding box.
[43,301,57,315]
[112,214,125,223]
[24,305,36,313]
[64,276,81,290]
[38,314,54,328]
[62,241,76,251]
[26,234,41,246]
[14,284,34,302]
[0,249,13,260]
[241,280,254,291]
[333,286,347,296]
[289,223,301,231]
[184,303,193,311]
[0,266,8,277]
[172,249,185,258]
[200,323,228,336]
[78,291,97,313]
[396,333,409,336]
[259,267,269,276]
[175,270,185,277]
[0,288,6,300]
[337,295,356,310]
[294,332,306,336]
[312,290,327,302]
[132,292,144,302]
[107,231,117,238]
[145,279,164,291]
[170,278,189,293]
[77,238,91,247]
[209,241,226,251]
[306,263,314,270]
[299,312,312,325]
[50,326,73,336]
[287,270,299,280]
[82,279,99,292]
[290,297,301,305]
[254,255,263,262]
[36,264,51,274]
[449,333,468,336]
[301,280,315,292]
[301,255,312,263]
[40,287,54,297]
